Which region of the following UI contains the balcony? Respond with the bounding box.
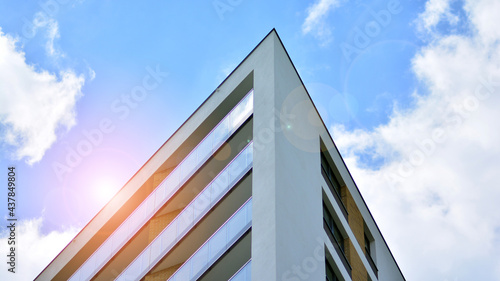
[167,198,252,281]
[69,90,254,281]
[116,142,253,280]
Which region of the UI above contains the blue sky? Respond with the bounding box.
[1,0,500,280]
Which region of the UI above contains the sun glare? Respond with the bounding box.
[94,178,118,205]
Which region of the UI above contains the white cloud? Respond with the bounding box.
[32,12,63,57]
[302,0,342,46]
[0,217,79,281]
[44,19,60,57]
[331,0,500,279]
[465,0,500,45]
[416,0,459,34]
[0,29,85,164]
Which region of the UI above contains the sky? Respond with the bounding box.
[0,0,499,280]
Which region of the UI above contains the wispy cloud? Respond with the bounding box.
[31,12,63,58]
[302,0,342,46]
[416,0,459,34]
[331,0,500,279]
[44,19,61,57]
[0,217,79,280]
[0,29,85,164]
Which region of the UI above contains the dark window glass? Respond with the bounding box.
[365,233,371,256]
[326,260,339,281]
[321,153,341,196]
[323,204,345,253]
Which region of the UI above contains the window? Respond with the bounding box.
[364,227,378,277]
[323,203,352,277]
[364,233,371,256]
[321,153,341,197]
[323,204,345,253]
[325,260,339,281]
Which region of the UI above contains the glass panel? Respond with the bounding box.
[140,251,150,275]
[229,260,251,281]
[246,142,253,162]
[79,259,93,279]
[246,200,252,222]
[228,206,246,238]
[131,203,146,229]
[164,168,179,198]
[154,189,164,210]
[177,205,194,236]
[120,256,140,281]
[245,261,251,280]
[180,149,198,182]
[230,91,253,128]
[150,238,162,264]
[212,118,229,148]
[70,90,253,281]
[145,196,156,218]
[230,270,245,281]
[168,199,252,281]
[228,153,245,182]
[197,136,212,166]
[193,187,211,219]
[112,226,126,249]
[162,224,177,249]
[175,263,190,280]
[208,225,227,260]
[191,243,209,275]
[212,169,229,197]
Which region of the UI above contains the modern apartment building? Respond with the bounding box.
[37,29,405,281]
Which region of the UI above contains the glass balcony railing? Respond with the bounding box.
[228,260,251,281]
[116,142,253,281]
[69,90,253,281]
[167,198,252,281]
